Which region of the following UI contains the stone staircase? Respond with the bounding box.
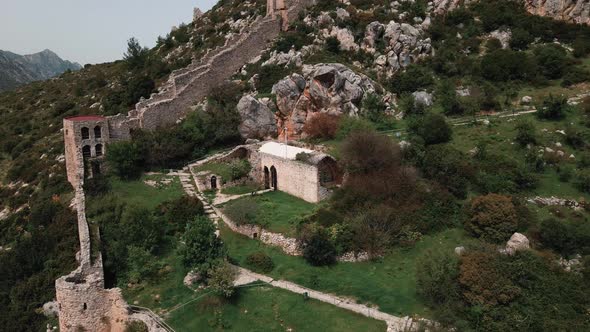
[118,0,316,133]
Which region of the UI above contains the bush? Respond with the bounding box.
[106,141,144,179]
[207,261,237,298]
[575,169,590,193]
[509,28,533,50]
[558,164,574,182]
[561,67,590,87]
[303,113,341,139]
[416,249,460,306]
[533,44,568,79]
[335,116,375,139]
[465,194,518,243]
[537,95,570,120]
[156,196,204,233]
[83,175,111,196]
[301,227,337,266]
[228,159,251,181]
[325,36,341,53]
[481,49,536,82]
[407,113,452,145]
[125,321,149,332]
[421,145,472,198]
[390,64,435,94]
[223,198,259,225]
[245,251,274,273]
[515,120,537,146]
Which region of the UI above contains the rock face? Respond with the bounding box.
[525,0,590,25]
[360,20,432,77]
[505,232,530,255]
[271,63,376,138]
[0,49,81,92]
[237,95,278,140]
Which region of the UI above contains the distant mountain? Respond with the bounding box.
[0,49,81,92]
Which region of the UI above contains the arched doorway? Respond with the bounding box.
[270,166,278,190]
[211,176,217,189]
[263,166,270,189]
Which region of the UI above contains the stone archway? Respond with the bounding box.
[263,166,270,189]
[211,176,217,189]
[270,166,278,190]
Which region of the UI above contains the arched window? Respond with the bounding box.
[82,145,91,159]
[81,127,89,140]
[95,144,103,157]
[83,303,87,310]
[211,176,217,189]
[263,166,270,189]
[94,126,102,139]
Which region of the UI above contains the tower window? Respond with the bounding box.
[81,127,90,140]
[94,126,102,139]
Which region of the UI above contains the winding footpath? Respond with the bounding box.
[175,166,430,332]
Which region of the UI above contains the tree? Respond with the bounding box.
[124,37,149,69]
[390,64,435,94]
[120,206,164,253]
[534,44,567,79]
[179,216,225,273]
[106,141,144,179]
[246,252,274,273]
[514,120,536,146]
[207,261,237,298]
[421,145,472,198]
[407,113,452,145]
[481,49,536,82]
[509,28,533,50]
[126,245,160,284]
[465,194,518,243]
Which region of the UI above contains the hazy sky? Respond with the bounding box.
[0,0,218,65]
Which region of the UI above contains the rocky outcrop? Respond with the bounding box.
[270,63,376,138]
[237,95,278,139]
[525,0,590,25]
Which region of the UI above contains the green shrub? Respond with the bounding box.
[335,116,375,139]
[325,36,341,53]
[223,198,259,225]
[481,49,537,82]
[575,169,590,193]
[514,120,537,146]
[465,194,518,243]
[416,249,460,306]
[407,113,452,145]
[245,251,274,273]
[390,64,435,94]
[537,95,570,120]
[301,227,337,266]
[106,141,144,180]
[509,28,533,50]
[533,44,568,79]
[125,321,148,332]
[228,159,251,181]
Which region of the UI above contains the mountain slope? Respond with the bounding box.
[0,49,81,92]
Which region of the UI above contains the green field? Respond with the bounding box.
[221,183,260,195]
[221,224,472,317]
[223,191,317,236]
[167,285,386,332]
[109,173,184,209]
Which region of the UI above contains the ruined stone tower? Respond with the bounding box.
[267,0,290,30]
[57,117,130,332]
[63,116,110,188]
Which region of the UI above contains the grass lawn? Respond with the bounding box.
[110,173,184,209]
[223,191,317,237]
[166,284,386,332]
[221,183,260,195]
[221,224,472,318]
[194,162,233,181]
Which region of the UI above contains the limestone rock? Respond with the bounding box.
[488,29,512,49]
[183,270,202,287]
[42,301,59,317]
[524,0,590,25]
[237,95,278,140]
[272,63,376,138]
[505,232,530,255]
[362,22,385,53]
[412,91,434,107]
[521,96,533,104]
[455,246,466,255]
[193,8,203,21]
[336,8,350,20]
[330,27,359,51]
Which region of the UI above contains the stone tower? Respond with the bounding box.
[63,116,110,188]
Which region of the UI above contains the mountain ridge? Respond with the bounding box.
[0,49,81,92]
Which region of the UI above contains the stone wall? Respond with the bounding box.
[524,0,590,25]
[259,152,321,203]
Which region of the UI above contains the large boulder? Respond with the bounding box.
[237,96,278,140]
[505,232,530,255]
[362,22,385,53]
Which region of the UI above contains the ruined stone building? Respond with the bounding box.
[194,141,342,203]
[63,116,110,188]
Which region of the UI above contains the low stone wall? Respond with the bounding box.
[214,206,370,262]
